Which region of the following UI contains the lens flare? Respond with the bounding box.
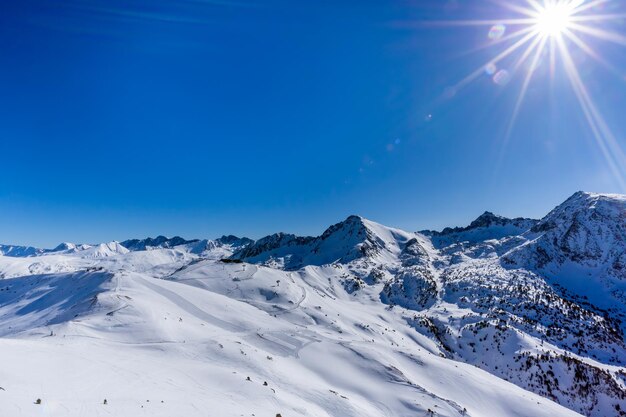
[493,69,511,85]
[489,24,507,40]
[485,63,498,75]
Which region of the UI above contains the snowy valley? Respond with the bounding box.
[0,191,624,417]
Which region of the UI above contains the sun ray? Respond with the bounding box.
[423,18,536,27]
[567,22,626,45]
[512,33,545,73]
[525,0,546,14]
[549,36,557,80]
[571,0,610,14]
[505,35,549,140]
[488,0,538,18]
[556,36,626,189]
[562,28,624,76]
[569,13,626,22]
[490,35,548,180]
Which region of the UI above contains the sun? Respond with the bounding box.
[533,3,574,37]
[424,0,626,189]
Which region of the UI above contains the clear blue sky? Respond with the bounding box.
[1,0,625,247]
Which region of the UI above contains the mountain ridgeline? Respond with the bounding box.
[0,191,625,417]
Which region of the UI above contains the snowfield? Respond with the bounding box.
[0,191,624,417]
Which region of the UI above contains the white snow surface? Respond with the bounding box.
[0,265,579,417]
[0,191,624,417]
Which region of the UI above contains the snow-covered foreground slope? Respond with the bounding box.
[0,268,580,417]
[0,191,624,417]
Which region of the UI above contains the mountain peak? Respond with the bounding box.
[506,191,626,281]
[532,191,626,234]
[52,242,77,252]
[121,235,199,251]
[562,190,626,206]
[75,241,129,258]
[319,215,368,240]
[345,214,364,222]
[430,211,537,240]
[233,215,413,269]
[0,244,44,257]
[468,211,507,228]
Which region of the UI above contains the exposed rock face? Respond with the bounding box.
[381,268,437,310]
[215,235,253,248]
[443,211,537,234]
[233,232,315,264]
[121,235,200,251]
[399,238,430,267]
[425,211,538,244]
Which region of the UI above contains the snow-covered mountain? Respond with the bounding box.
[0,244,45,257]
[50,242,93,253]
[234,215,414,270]
[426,211,538,243]
[0,191,624,417]
[505,192,625,275]
[121,235,200,251]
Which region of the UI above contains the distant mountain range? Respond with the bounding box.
[0,191,624,417]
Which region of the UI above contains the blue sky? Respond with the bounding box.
[1,0,625,247]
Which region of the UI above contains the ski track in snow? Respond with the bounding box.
[134,275,245,333]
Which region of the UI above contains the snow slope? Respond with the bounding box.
[0,268,581,417]
[0,191,624,417]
